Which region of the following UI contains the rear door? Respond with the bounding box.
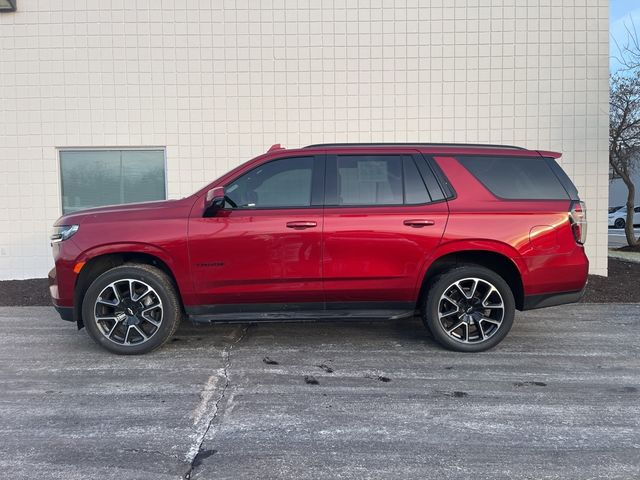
[322,150,449,307]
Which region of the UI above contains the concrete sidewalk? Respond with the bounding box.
[1,305,639,479]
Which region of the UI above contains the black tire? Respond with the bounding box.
[614,218,625,229]
[82,264,182,355]
[421,265,515,352]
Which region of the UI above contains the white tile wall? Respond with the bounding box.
[0,0,609,279]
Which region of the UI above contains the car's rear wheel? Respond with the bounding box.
[422,265,515,352]
[614,218,625,229]
[82,264,181,355]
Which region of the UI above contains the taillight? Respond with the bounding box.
[569,201,587,244]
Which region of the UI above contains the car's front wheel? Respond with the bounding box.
[82,264,181,355]
[422,265,515,352]
[614,218,625,229]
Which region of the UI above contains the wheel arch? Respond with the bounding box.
[417,247,526,311]
[73,246,183,329]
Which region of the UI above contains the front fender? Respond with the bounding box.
[77,242,176,269]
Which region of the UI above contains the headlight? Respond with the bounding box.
[51,225,79,243]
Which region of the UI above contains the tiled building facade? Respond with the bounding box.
[0,0,609,279]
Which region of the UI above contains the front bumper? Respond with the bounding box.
[522,285,586,311]
[49,266,75,322]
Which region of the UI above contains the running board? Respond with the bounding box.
[187,309,416,324]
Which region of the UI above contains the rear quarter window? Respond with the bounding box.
[456,156,570,200]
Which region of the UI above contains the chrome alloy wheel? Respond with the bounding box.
[93,279,163,346]
[437,277,504,344]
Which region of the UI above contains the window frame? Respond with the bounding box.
[221,154,325,211]
[324,152,446,208]
[57,146,168,215]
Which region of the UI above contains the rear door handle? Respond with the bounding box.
[286,221,317,229]
[403,219,435,228]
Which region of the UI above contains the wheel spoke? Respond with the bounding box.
[123,325,132,344]
[453,282,468,299]
[134,287,152,302]
[468,279,479,299]
[95,316,118,322]
[132,325,148,340]
[480,317,501,326]
[442,294,459,308]
[110,283,122,304]
[461,322,469,342]
[141,303,161,314]
[482,287,503,308]
[476,319,485,340]
[128,280,137,300]
[439,309,459,319]
[447,319,465,334]
[97,298,119,307]
[107,322,120,338]
[141,313,160,327]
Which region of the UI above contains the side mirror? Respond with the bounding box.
[204,186,226,217]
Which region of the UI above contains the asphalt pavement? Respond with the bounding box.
[609,227,640,248]
[1,305,639,480]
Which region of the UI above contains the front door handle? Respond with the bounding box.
[286,221,317,229]
[403,219,435,228]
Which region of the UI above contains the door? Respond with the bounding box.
[322,151,449,306]
[188,155,324,307]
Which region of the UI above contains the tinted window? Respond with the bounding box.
[225,156,313,208]
[414,155,447,202]
[403,156,430,204]
[545,157,579,199]
[60,149,166,214]
[457,156,569,200]
[336,155,403,205]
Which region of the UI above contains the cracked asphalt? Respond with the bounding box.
[1,304,639,480]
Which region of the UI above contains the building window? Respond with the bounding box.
[59,149,166,214]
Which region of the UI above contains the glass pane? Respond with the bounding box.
[403,156,430,204]
[336,155,403,205]
[60,151,122,213]
[60,150,166,214]
[225,156,313,208]
[121,150,166,204]
[457,156,569,200]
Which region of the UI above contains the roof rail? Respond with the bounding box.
[303,142,526,150]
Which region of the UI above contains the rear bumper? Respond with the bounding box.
[522,285,586,311]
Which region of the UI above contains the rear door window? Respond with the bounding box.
[325,154,440,206]
[456,156,570,200]
[334,155,404,206]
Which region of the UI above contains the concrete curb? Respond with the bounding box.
[608,249,640,264]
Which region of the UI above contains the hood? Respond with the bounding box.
[54,199,187,226]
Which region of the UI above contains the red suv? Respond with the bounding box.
[49,143,588,355]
